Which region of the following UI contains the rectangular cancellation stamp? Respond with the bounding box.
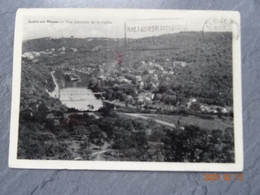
[125,18,187,50]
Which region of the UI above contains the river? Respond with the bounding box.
[48,71,103,111]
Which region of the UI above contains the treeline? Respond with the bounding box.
[163,126,234,162]
[19,103,234,162]
[18,58,67,159]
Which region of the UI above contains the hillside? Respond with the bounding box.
[17,31,234,162]
[22,32,233,107]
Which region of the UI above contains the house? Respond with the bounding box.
[187,98,197,108]
[173,61,187,67]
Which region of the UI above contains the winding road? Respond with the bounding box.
[120,112,176,128]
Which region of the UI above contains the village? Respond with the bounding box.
[22,45,232,118]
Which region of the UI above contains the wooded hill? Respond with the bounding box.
[22,32,233,108]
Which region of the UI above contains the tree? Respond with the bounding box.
[124,95,133,108]
[88,125,104,146]
[158,82,169,93]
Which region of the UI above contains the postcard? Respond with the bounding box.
[9,9,243,171]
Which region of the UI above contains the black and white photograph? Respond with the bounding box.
[9,9,243,171]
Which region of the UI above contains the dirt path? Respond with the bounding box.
[90,142,111,161]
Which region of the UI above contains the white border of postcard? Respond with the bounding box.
[9,8,243,171]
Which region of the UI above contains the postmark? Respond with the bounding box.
[202,16,240,40]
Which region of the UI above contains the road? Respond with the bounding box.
[104,100,136,109]
[120,112,176,128]
[104,100,176,128]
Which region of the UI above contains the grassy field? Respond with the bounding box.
[140,113,233,131]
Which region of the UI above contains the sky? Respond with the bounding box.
[22,10,235,40]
